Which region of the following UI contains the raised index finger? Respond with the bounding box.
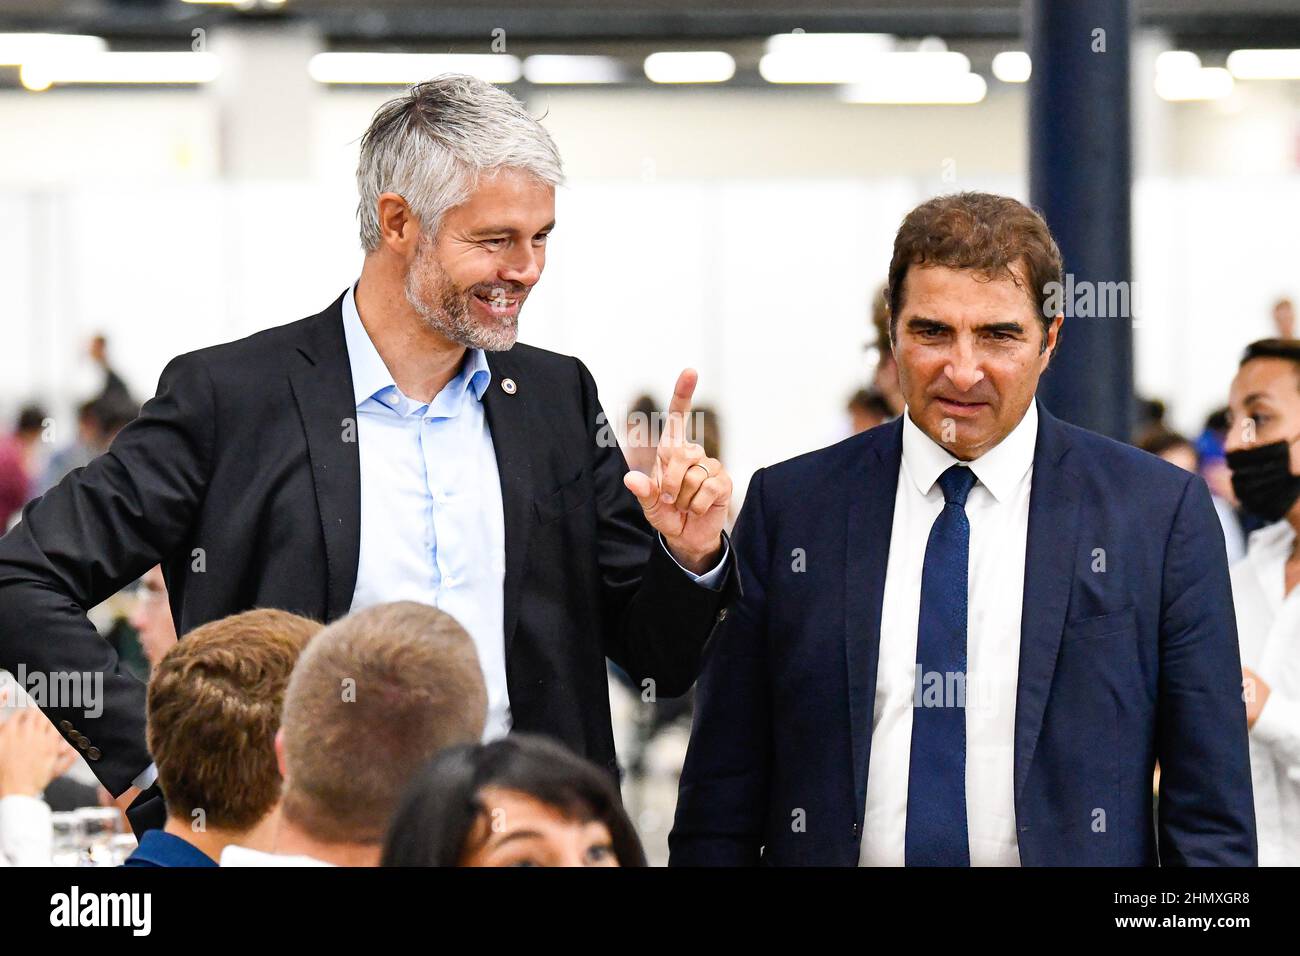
[659,368,698,456]
[668,368,698,420]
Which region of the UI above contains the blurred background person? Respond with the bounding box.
[847,388,894,435]
[382,734,645,867]
[35,395,137,496]
[222,602,487,867]
[87,334,134,411]
[623,393,659,478]
[1138,428,1199,473]
[127,566,178,673]
[868,282,904,420]
[1224,338,1300,866]
[0,405,46,532]
[122,609,321,868]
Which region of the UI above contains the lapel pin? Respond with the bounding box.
[501,378,517,395]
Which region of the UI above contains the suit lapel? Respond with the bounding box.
[287,293,362,622]
[1014,403,1080,806]
[482,350,535,653]
[845,417,902,818]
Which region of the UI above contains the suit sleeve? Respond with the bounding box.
[669,467,772,866]
[576,358,737,699]
[0,354,214,796]
[1155,473,1258,865]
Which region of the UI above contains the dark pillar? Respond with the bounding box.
[1027,0,1135,441]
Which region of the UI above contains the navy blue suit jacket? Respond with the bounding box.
[670,403,1257,866]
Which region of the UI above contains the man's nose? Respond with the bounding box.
[944,339,986,393]
[499,244,542,287]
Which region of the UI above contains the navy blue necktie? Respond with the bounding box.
[905,463,977,867]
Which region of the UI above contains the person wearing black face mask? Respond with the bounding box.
[1225,338,1300,866]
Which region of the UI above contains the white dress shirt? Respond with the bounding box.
[219,844,334,867]
[859,400,1038,867]
[0,794,52,866]
[1230,519,1300,866]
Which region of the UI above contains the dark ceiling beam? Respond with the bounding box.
[0,3,1297,45]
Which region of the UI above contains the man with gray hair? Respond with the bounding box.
[0,75,738,837]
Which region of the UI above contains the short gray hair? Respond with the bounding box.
[356,74,564,252]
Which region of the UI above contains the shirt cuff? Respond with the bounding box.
[659,533,730,591]
[131,763,159,792]
[0,794,52,867]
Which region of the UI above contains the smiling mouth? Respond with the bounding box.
[474,290,523,314]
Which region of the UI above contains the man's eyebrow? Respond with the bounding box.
[905,316,950,329]
[974,320,1028,334]
[1242,391,1271,406]
[468,221,556,238]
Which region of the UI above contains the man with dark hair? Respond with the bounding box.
[672,191,1256,867]
[122,608,322,867]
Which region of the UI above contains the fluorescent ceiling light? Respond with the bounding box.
[1155,50,1202,74]
[308,53,522,85]
[763,32,893,56]
[992,51,1031,83]
[840,72,987,105]
[1154,65,1233,101]
[523,55,623,84]
[179,0,286,6]
[760,49,969,85]
[1153,51,1233,101]
[643,51,735,84]
[20,52,221,90]
[1226,49,1300,80]
[0,33,105,65]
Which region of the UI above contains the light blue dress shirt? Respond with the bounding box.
[342,283,513,738]
[341,283,727,742]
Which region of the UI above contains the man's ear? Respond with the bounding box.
[274,727,288,780]
[375,192,421,256]
[1041,313,1064,367]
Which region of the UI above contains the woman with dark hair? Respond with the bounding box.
[381,734,646,867]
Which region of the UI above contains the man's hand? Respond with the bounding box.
[623,368,732,575]
[1243,667,1271,729]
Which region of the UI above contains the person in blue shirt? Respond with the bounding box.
[122,609,322,867]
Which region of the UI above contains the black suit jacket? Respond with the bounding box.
[0,292,735,836]
[670,405,1255,866]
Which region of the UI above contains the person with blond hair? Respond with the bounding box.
[221,601,487,867]
[122,608,322,867]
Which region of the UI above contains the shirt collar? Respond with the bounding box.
[340,281,491,412]
[901,398,1039,503]
[1247,518,1296,561]
[128,830,218,867]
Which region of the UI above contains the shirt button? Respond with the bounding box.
[384,393,399,407]
[444,576,457,587]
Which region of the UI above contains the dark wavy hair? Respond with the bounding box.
[380,734,647,867]
[887,191,1063,350]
